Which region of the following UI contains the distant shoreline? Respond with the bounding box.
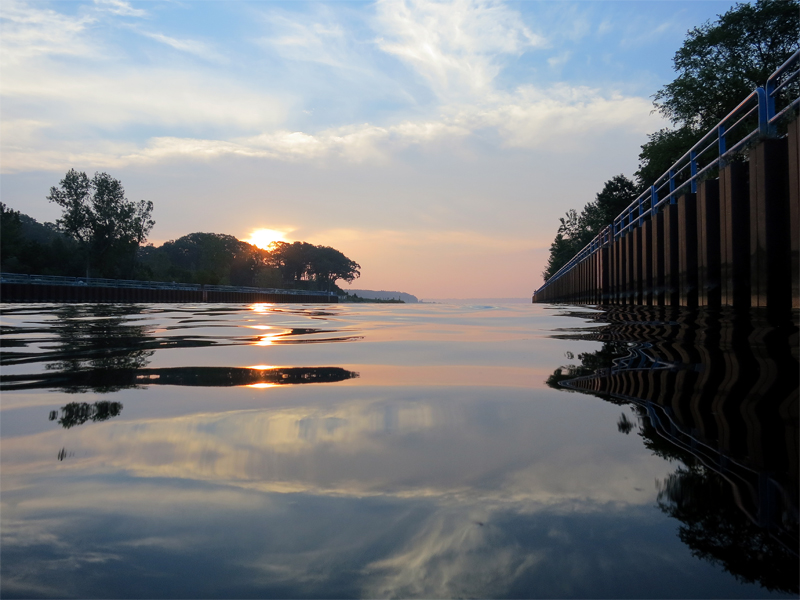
[424,297,531,304]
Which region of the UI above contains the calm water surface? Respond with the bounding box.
[1,302,797,598]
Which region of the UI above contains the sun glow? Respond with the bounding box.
[248,228,288,250]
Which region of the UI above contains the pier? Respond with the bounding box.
[533,51,800,314]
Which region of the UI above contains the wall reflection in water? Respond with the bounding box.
[548,306,798,594]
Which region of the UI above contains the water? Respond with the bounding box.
[0,302,797,598]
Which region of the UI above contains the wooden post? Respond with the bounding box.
[642,219,654,306]
[677,192,698,308]
[600,246,610,304]
[663,203,680,306]
[749,138,791,314]
[697,179,721,308]
[632,227,643,305]
[624,233,634,305]
[789,118,800,309]
[720,160,750,308]
[652,211,665,306]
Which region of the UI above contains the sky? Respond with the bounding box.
[0,0,741,299]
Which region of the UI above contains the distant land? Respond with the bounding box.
[426,298,531,304]
[346,289,419,303]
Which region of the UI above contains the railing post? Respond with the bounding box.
[718,124,726,157]
[689,151,697,195]
[756,86,774,137]
[638,196,644,227]
[650,186,658,216]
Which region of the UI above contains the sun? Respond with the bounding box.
[248,228,288,250]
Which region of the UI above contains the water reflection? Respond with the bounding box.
[548,306,799,594]
[49,400,123,428]
[3,366,359,392]
[0,304,360,393]
[2,303,797,598]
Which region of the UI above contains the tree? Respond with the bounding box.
[635,127,700,190]
[47,170,154,278]
[267,241,316,284]
[542,232,578,281]
[584,174,639,235]
[141,232,270,286]
[639,0,799,187]
[268,241,360,289]
[542,175,638,281]
[308,245,361,289]
[0,202,84,276]
[653,0,799,132]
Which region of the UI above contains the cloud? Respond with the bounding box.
[374,0,546,98]
[363,510,542,598]
[0,0,97,61]
[259,9,353,69]
[93,0,146,18]
[135,30,225,63]
[1,62,286,131]
[1,79,661,173]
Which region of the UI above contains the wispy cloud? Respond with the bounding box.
[0,0,96,61]
[93,0,146,18]
[260,9,353,69]
[374,0,546,98]
[135,29,226,63]
[0,81,661,173]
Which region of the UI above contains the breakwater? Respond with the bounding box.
[0,273,338,303]
[534,51,799,313]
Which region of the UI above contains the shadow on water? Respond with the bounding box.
[547,305,799,595]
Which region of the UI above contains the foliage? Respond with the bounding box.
[0,202,84,276]
[542,0,799,285]
[542,175,638,281]
[47,169,154,278]
[6,170,359,290]
[139,232,271,286]
[653,0,799,131]
[542,233,578,281]
[640,0,799,187]
[586,175,640,233]
[268,241,360,289]
[342,293,404,303]
[635,127,700,190]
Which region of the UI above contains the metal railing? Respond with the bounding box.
[537,49,800,295]
[0,272,339,299]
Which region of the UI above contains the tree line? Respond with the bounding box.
[543,0,799,281]
[1,170,360,292]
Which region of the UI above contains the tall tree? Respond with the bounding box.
[653,0,799,132]
[268,241,360,289]
[143,232,269,286]
[308,245,361,289]
[638,0,799,188]
[581,174,639,239]
[542,175,638,281]
[47,170,154,278]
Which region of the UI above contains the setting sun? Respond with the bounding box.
[248,228,288,250]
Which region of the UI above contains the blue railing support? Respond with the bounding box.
[650,186,658,216]
[756,87,772,136]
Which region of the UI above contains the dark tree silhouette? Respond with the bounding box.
[47,170,154,278]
